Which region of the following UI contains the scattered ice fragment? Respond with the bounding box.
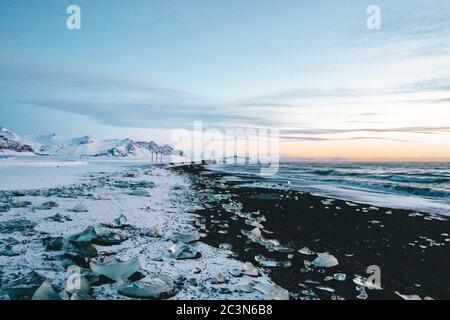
[229,268,243,277]
[169,242,201,260]
[334,273,347,281]
[238,283,255,293]
[252,282,289,300]
[70,204,88,212]
[219,243,233,250]
[254,254,292,267]
[147,227,160,238]
[0,245,18,256]
[243,262,259,277]
[11,200,32,208]
[118,275,175,299]
[47,213,72,222]
[68,226,97,243]
[31,280,62,300]
[93,231,128,246]
[395,291,421,300]
[316,285,335,293]
[111,214,127,228]
[0,271,45,298]
[211,273,228,284]
[35,201,59,210]
[311,253,339,268]
[171,231,200,244]
[70,292,95,300]
[90,257,140,282]
[128,188,150,197]
[298,247,315,255]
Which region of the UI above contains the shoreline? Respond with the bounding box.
[175,164,450,300]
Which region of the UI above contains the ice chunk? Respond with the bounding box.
[68,226,97,243]
[311,253,339,268]
[0,271,45,298]
[211,273,228,284]
[118,275,175,299]
[252,282,289,300]
[229,268,243,277]
[128,188,150,197]
[169,242,201,260]
[254,254,292,268]
[243,262,259,277]
[11,200,32,208]
[238,283,255,293]
[35,201,59,210]
[334,273,347,281]
[298,247,315,255]
[219,243,233,251]
[395,291,421,300]
[70,292,95,300]
[147,227,160,238]
[90,257,140,282]
[0,245,18,256]
[93,231,128,246]
[47,213,72,222]
[171,231,200,244]
[70,203,88,212]
[0,219,36,234]
[111,214,127,228]
[31,280,62,300]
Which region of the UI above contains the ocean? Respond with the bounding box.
[207,161,450,215]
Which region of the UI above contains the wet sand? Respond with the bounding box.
[175,164,450,300]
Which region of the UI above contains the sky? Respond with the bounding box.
[1,0,450,160]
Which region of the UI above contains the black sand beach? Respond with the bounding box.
[174,164,450,300]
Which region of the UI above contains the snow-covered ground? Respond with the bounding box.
[0,159,284,300]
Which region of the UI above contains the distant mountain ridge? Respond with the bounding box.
[0,127,181,159]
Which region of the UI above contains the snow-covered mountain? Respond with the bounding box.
[0,127,181,159]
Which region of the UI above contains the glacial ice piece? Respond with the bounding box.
[47,213,72,222]
[169,242,201,260]
[68,226,97,243]
[171,231,200,244]
[316,285,335,293]
[0,204,10,212]
[395,291,421,300]
[90,257,140,282]
[11,200,32,208]
[298,247,315,255]
[219,243,233,251]
[111,214,127,228]
[238,283,255,293]
[70,292,95,300]
[252,282,289,300]
[147,227,160,238]
[229,268,243,277]
[93,231,127,246]
[31,280,62,300]
[118,275,175,299]
[0,245,18,256]
[334,273,347,281]
[35,201,59,210]
[0,219,37,234]
[128,188,150,197]
[70,204,88,212]
[254,254,292,268]
[243,262,259,277]
[211,273,228,284]
[311,253,339,268]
